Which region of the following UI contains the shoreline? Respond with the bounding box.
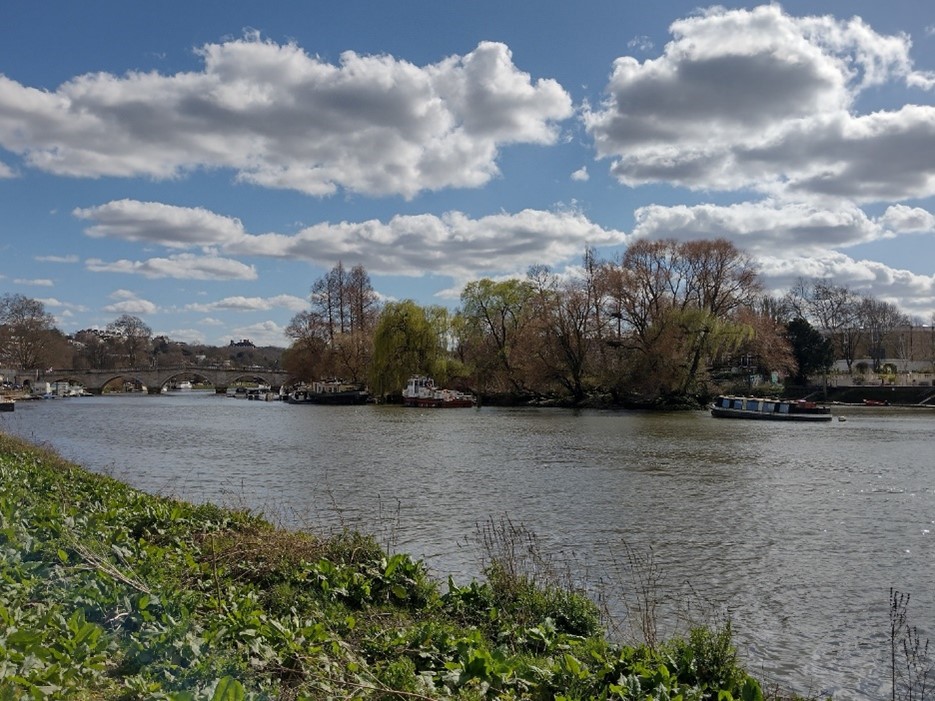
[0,429,793,700]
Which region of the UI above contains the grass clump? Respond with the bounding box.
[1,432,783,699]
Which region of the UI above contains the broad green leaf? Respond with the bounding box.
[210,676,246,701]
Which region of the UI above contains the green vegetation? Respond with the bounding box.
[0,432,782,700]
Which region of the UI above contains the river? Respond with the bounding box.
[2,391,932,698]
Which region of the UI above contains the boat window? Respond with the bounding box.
[732,399,743,410]
[747,400,760,411]
[763,402,775,412]
[779,403,789,413]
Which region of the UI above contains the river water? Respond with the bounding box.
[3,392,932,698]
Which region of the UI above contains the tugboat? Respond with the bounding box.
[402,376,475,408]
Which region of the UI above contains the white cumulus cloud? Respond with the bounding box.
[86,253,257,280]
[584,5,935,203]
[184,294,307,313]
[76,199,628,282]
[0,37,572,199]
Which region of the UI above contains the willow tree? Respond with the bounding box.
[370,300,440,398]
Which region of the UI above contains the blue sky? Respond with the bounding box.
[2,1,935,346]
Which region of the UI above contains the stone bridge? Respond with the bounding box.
[37,366,292,395]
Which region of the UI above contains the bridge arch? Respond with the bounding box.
[158,370,214,391]
[98,373,150,393]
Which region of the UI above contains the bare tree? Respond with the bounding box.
[861,297,909,372]
[526,263,596,401]
[0,294,60,369]
[599,239,763,397]
[785,279,863,371]
[72,329,117,369]
[106,314,152,367]
[287,263,380,384]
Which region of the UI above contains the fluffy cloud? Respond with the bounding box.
[631,200,884,254]
[86,253,257,280]
[0,38,572,198]
[233,208,627,279]
[584,5,935,202]
[74,200,248,249]
[103,298,159,314]
[184,294,307,313]
[102,289,159,314]
[77,199,628,281]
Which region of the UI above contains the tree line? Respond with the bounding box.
[0,297,281,373]
[284,240,928,405]
[4,240,928,401]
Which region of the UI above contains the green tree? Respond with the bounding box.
[370,301,440,397]
[786,317,835,385]
[460,278,536,395]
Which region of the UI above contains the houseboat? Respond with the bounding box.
[710,395,832,422]
[286,380,369,405]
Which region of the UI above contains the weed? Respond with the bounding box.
[475,516,601,637]
[890,588,933,701]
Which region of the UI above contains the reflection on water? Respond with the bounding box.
[4,393,933,699]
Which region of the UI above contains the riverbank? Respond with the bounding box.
[0,431,787,700]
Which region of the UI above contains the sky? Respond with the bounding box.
[2,1,935,347]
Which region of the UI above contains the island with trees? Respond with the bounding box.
[3,239,933,406]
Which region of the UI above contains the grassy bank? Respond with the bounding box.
[0,432,779,700]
